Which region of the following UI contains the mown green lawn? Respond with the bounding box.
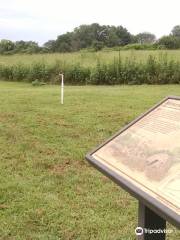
[0,81,179,240]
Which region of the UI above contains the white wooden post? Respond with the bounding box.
[59,73,64,104]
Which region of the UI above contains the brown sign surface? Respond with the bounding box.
[89,98,180,220]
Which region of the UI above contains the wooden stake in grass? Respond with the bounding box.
[59,73,64,104]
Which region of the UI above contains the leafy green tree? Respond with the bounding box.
[158,35,180,49]
[14,41,40,53]
[0,39,15,53]
[43,40,56,52]
[52,23,133,52]
[135,32,156,44]
[171,25,180,37]
[92,41,104,51]
[105,26,120,47]
[55,33,73,52]
[15,41,28,51]
[116,26,132,45]
[73,23,102,49]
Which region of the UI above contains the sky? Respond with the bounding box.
[0,0,180,45]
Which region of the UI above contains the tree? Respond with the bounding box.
[105,26,120,47]
[100,25,132,47]
[116,26,132,45]
[171,25,180,37]
[158,35,180,49]
[0,39,15,53]
[55,33,73,52]
[135,32,156,44]
[15,41,28,51]
[14,41,40,53]
[73,23,102,49]
[43,40,56,52]
[92,40,104,51]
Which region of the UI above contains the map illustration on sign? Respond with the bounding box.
[91,98,180,215]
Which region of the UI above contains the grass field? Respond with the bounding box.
[2,50,180,85]
[0,81,180,240]
[1,50,180,67]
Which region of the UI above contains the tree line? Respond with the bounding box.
[0,24,180,54]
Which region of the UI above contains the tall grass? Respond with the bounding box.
[0,52,180,84]
[1,50,180,66]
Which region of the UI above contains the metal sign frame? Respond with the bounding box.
[86,96,180,229]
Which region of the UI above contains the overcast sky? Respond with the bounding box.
[0,0,180,45]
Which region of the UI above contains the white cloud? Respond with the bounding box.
[0,0,180,44]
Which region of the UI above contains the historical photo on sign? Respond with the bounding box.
[92,98,180,214]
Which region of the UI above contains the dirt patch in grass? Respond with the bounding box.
[0,204,8,209]
[49,157,87,176]
[49,160,71,175]
[0,113,16,122]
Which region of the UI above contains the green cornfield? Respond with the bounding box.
[1,50,180,84]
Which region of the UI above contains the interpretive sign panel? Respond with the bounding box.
[86,96,180,228]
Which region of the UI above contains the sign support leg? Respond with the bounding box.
[137,201,166,240]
